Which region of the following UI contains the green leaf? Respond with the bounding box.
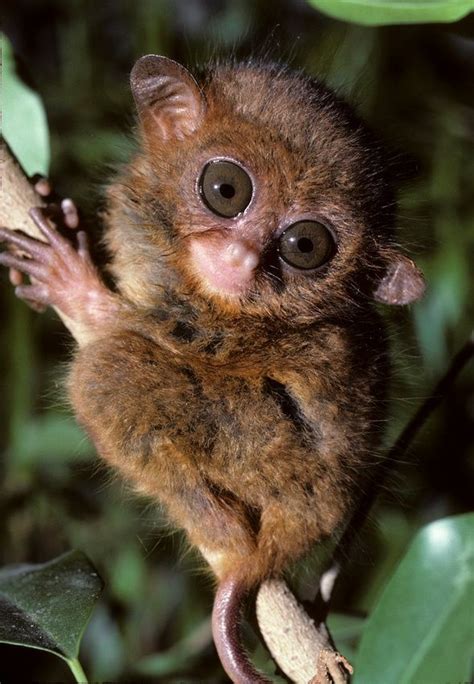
[0,550,103,679]
[1,33,50,176]
[354,514,474,684]
[307,1,474,26]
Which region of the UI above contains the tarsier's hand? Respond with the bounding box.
[0,205,94,316]
[0,182,124,345]
[5,179,80,312]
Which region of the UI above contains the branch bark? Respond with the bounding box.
[0,141,47,236]
[257,580,352,683]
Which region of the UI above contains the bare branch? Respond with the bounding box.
[257,579,352,683]
[0,141,47,237]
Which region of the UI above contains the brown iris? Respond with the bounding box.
[278,221,336,271]
[199,160,253,218]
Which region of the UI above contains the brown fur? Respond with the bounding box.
[67,58,417,586]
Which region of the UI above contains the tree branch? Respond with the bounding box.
[0,141,47,236]
[257,580,352,683]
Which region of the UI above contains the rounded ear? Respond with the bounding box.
[130,55,205,141]
[374,253,425,305]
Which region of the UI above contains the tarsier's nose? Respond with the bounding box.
[223,241,259,273]
[189,234,261,297]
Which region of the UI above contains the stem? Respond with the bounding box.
[387,331,474,462]
[66,657,88,684]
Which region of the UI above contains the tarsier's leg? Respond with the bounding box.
[0,202,124,346]
[70,330,271,684]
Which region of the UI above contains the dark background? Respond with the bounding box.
[1,1,473,681]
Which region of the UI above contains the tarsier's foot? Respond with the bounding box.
[309,648,353,684]
[0,204,122,345]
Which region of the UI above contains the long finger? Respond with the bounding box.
[28,207,65,248]
[0,227,52,262]
[0,252,49,280]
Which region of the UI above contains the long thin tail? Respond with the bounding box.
[212,574,271,684]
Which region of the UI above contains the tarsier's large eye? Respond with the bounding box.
[199,160,253,218]
[278,221,336,271]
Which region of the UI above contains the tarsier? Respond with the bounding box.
[0,56,425,682]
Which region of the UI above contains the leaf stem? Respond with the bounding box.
[67,658,88,684]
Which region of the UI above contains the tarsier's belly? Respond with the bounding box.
[70,322,384,579]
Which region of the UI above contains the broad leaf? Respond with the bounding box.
[354,514,474,684]
[2,33,50,176]
[0,550,103,662]
[307,1,474,26]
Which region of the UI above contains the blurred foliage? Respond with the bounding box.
[1,1,473,682]
[309,0,474,26]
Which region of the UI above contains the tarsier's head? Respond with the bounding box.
[107,55,425,319]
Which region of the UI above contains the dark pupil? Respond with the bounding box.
[297,237,313,253]
[218,183,235,199]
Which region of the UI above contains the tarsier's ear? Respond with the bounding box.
[130,55,205,141]
[374,253,425,305]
